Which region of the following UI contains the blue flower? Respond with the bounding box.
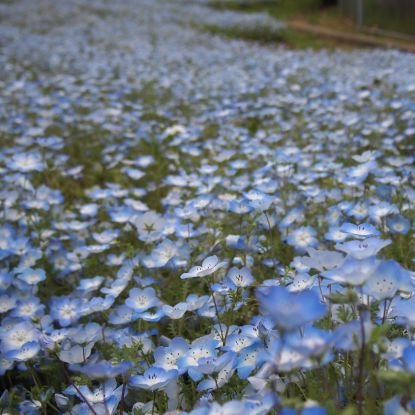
[7,151,46,172]
[180,256,228,279]
[5,341,40,362]
[130,367,178,391]
[256,285,327,331]
[153,337,189,371]
[177,337,219,381]
[49,296,82,327]
[0,320,39,353]
[339,222,380,239]
[69,359,132,379]
[225,267,254,289]
[335,237,391,259]
[386,215,411,234]
[286,226,318,253]
[236,344,264,379]
[16,268,46,285]
[363,260,413,300]
[125,287,160,313]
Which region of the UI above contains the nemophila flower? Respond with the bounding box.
[244,189,274,211]
[7,236,30,257]
[122,166,145,180]
[285,327,332,359]
[228,198,252,215]
[0,320,39,353]
[299,248,344,272]
[175,204,200,222]
[0,357,13,376]
[105,253,125,267]
[108,205,135,223]
[16,267,46,285]
[69,359,132,379]
[79,203,99,217]
[335,237,391,259]
[321,256,378,286]
[64,378,122,410]
[344,201,369,222]
[287,273,315,292]
[0,269,12,290]
[130,367,178,391]
[185,294,209,311]
[279,206,304,229]
[17,399,42,414]
[85,295,115,315]
[7,151,46,172]
[49,296,82,327]
[363,259,413,300]
[389,296,415,325]
[197,351,237,377]
[383,395,415,415]
[59,339,94,364]
[197,357,236,391]
[195,400,246,415]
[16,247,42,271]
[5,340,40,362]
[76,276,104,292]
[339,222,380,239]
[137,309,165,322]
[0,294,16,313]
[142,238,187,268]
[286,226,318,253]
[223,333,259,353]
[108,305,138,325]
[131,210,165,242]
[387,215,411,234]
[125,287,160,312]
[92,229,119,244]
[10,296,45,320]
[383,338,411,364]
[68,322,102,344]
[369,201,398,223]
[21,197,49,211]
[324,226,348,243]
[225,267,254,289]
[177,337,219,381]
[180,255,228,279]
[236,344,264,379]
[402,346,415,374]
[225,234,245,250]
[153,337,189,371]
[265,338,312,372]
[332,316,373,352]
[135,154,155,168]
[101,278,130,298]
[162,302,188,319]
[256,285,327,331]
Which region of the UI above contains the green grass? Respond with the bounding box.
[204,0,357,49]
[198,22,344,49]
[207,0,415,43]
[362,0,415,36]
[208,0,323,18]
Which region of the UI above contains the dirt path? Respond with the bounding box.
[288,19,415,52]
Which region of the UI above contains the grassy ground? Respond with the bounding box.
[204,0,356,49]
[206,0,415,48]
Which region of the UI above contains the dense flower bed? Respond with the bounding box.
[0,0,414,414]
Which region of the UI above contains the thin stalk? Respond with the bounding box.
[58,359,98,415]
[357,309,367,415]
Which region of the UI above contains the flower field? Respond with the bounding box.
[0,0,414,414]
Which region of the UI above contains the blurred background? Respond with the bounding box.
[208,0,415,47]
